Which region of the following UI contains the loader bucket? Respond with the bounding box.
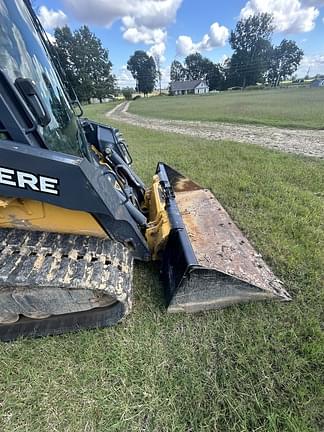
[156,164,291,313]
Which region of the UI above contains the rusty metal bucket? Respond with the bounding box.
[157,164,291,313]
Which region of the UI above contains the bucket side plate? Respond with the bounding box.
[158,164,291,312]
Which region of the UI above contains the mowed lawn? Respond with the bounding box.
[129,87,324,129]
[0,103,323,432]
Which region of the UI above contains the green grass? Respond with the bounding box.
[82,100,121,113]
[129,87,324,129]
[0,103,323,432]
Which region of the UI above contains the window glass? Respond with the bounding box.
[0,0,82,156]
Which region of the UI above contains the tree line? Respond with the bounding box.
[51,24,157,101]
[52,25,115,103]
[170,13,304,90]
[51,12,304,102]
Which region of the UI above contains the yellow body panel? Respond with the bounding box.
[0,174,172,258]
[145,175,171,260]
[0,197,107,238]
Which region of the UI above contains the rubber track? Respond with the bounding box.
[0,229,133,341]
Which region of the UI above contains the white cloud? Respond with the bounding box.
[148,42,167,62]
[64,0,182,28]
[38,5,68,30]
[208,23,230,48]
[160,64,171,87]
[123,26,166,45]
[115,65,136,88]
[240,0,320,33]
[176,36,194,57]
[122,25,167,62]
[64,0,182,64]
[297,54,324,75]
[45,32,56,44]
[176,22,229,56]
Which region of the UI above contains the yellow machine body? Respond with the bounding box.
[0,174,172,260]
[144,175,171,260]
[0,197,107,238]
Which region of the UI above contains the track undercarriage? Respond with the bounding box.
[0,229,133,340]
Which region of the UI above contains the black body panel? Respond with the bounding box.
[0,141,150,260]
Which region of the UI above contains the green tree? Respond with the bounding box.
[122,87,134,100]
[183,54,224,90]
[54,25,115,102]
[184,53,207,80]
[228,13,274,88]
[53,26,78,96]
[203,59,224,91]
[127,51,156,96]
[73,26,115,102]
[267,39,304,86]
[170,60,186,81]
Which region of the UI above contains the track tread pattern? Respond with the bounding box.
[0,229,133,341]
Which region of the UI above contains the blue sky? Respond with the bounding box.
[36,0,324,87]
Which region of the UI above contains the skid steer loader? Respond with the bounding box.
[0,0,290,341]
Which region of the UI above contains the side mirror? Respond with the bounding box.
[71,100,84,117]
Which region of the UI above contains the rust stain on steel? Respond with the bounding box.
[163,165,202,193]
[172,177,202,193]
[175,189,287,296]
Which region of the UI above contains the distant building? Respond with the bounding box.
[310,79,324,88]
[170,80,209,96]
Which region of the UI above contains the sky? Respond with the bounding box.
[35,0,324,88]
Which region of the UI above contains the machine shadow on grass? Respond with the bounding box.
[133,262,166,313]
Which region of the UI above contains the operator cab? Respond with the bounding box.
[0,0,84,156]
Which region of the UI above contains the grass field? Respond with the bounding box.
[0,103,323,432]
[129,87,324,129]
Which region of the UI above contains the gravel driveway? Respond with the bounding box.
[107,102,324,159]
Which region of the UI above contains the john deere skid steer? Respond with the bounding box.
[0,0,290,341]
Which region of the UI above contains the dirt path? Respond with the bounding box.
[107,102,324,159]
